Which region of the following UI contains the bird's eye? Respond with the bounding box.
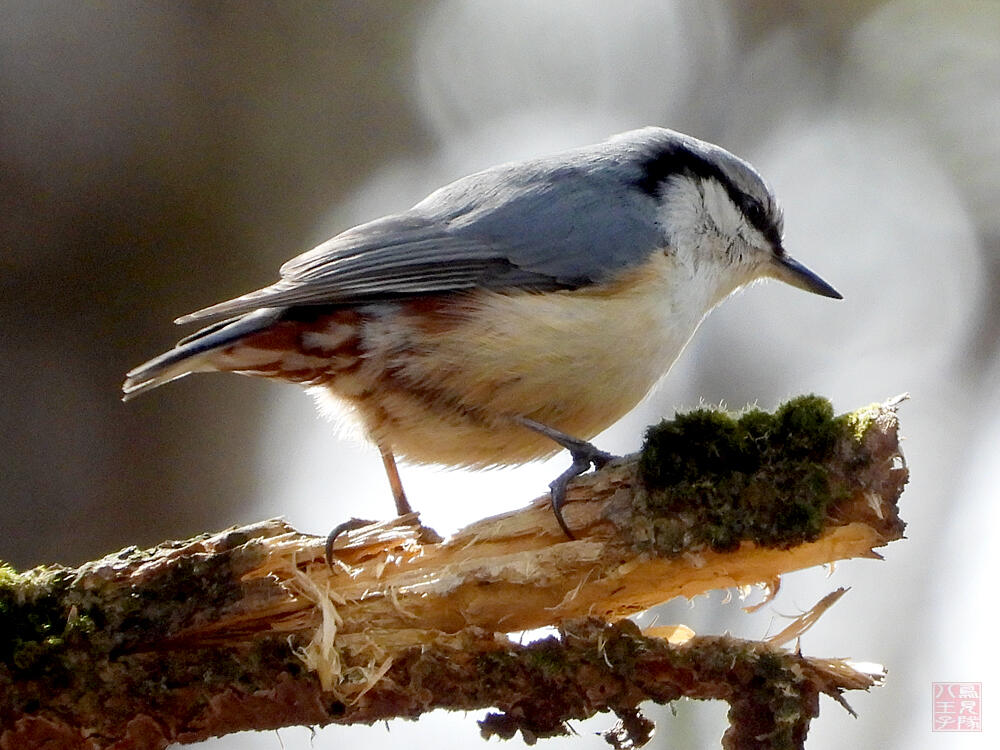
[740,196,767,228]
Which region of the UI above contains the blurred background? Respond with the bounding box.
[2,1,997,748]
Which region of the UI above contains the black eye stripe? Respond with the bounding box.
[735,192,783,249]
[735,193,775,237]
[736,194,764,225]
[635,142,781,246]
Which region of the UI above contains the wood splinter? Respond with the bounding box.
[0,395,908,750]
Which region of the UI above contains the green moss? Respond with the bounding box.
[592,619,643,675]
[0,563,20,587]
[1,546,307,734]
[0,539,271,698]
[0,565,77,680]
[636,395,858,556]
[526,639,571,678]
[841,401,881,443]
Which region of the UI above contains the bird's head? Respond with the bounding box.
[627,128,842,302]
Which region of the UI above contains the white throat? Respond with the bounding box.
[656,175,760,310]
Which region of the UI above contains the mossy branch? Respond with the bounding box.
[0,396,908,750]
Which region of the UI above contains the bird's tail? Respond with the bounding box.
[122,307,285,400]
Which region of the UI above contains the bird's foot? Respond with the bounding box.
[515,417,617,539]
[325,517,377,569]
[324,514,443,570]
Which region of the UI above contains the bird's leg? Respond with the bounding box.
[325,443,443,569]
[379,443,413,516]
[326,442,414,569]
[515,416,616,539]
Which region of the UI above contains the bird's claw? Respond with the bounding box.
[549,441,617,540]
[513,415,618,539]
[324,517,376,569]
[324,515,443,570]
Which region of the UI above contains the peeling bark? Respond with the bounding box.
[0,396,908,749]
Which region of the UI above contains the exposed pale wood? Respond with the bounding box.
[0,398,908,750]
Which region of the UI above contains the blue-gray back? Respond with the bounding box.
[177,129,704,324]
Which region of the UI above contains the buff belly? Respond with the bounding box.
[210,252,715,468]
[309,254,708,467]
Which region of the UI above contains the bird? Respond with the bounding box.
[123,126,841,543]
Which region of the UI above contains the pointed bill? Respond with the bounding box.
[768,254,842,299]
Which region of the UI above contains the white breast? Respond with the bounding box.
[316,243,746,467]
[391,250,714,439]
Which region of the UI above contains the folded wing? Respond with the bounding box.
[177,154,663,325]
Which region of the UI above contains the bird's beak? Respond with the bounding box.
[767,253,842,299]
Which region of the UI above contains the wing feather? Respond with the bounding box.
[177,143,664,325]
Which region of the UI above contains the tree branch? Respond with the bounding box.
[0,396,908,750]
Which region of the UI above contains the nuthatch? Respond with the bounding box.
[124,127,841,539]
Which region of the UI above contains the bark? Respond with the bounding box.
[0,396,908,749]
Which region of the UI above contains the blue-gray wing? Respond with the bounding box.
[176,158,663,325]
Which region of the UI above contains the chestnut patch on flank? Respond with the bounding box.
[217,309,367,385]
[240,310,363,353]
[396,293,477,336]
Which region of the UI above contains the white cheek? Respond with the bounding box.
[658,176,709,258]
[659,175,753,251]
[656,176,773,298]
[701,180,771,256]
[701,179,744,239]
